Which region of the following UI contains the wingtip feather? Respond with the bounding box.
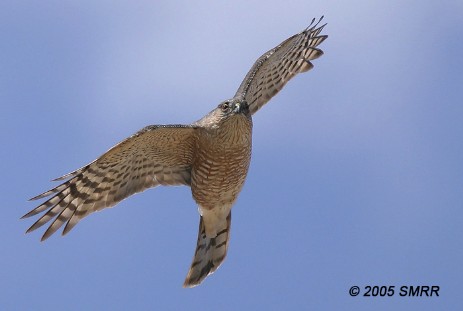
[29,193,48,201]
[52,172,74,181]
[20,211,33,219]
[305,16,325,32]
[40,232,51,242]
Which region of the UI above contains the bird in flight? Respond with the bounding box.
[23,17,328,287]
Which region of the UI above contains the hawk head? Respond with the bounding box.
[194,98,251,129]
[217,98,250,118]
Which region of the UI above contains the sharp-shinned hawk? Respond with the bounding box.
[23,17,328,287]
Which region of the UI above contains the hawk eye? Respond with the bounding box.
[220,102,230,112]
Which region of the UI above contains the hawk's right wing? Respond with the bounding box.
[22,125,197,241]
[234,17,327,115]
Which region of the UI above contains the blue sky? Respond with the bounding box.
[2,1,462,310]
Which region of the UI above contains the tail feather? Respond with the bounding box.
[183,212,231,287]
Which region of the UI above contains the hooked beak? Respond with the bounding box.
[233,101,249,114]
[233,103,241,113]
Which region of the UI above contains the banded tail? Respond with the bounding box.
[183,212,231,287]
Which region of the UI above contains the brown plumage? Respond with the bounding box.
[22,17,327,287]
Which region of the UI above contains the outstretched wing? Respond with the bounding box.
[22,125,197,241]
[234,17,328,115]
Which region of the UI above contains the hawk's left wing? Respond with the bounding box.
[22,125,197,241]
[234,17,327,115]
